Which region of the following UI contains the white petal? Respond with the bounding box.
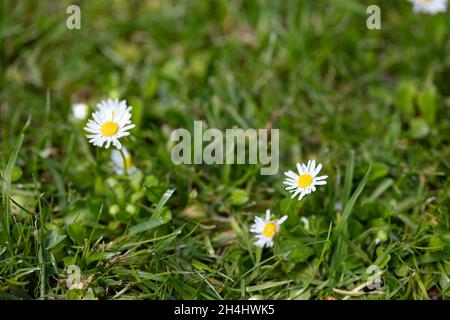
[112,137,122,149]
[84,127,100,134]
[283,180,298,186]
[120,124,135,132]
[301,163,308,172]
[296,163,304,175]
[92,112,102,125]
[265,210,271,221]
[255,239,266,248]
[291,188,301,199]
[310,160,316,174]
[313,163,323,176]
[284,170,298,180]
[116,132,130,138]
[298,190,306,201]
[277,215,288,224]
[306,160,312,171]
[254,216,264,224]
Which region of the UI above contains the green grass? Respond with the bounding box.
[0,0,449,300]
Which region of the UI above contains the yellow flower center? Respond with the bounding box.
[125,156,133,170]
[263,223,277,238]
[100,121,119,137]
[298,174,313,188]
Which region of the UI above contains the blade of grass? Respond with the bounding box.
[342,150,354,207]
[1,126,27,262]
[42,159,67,209]
[129,188,175,234]
[337,164,372,233]
[330,164,372,284]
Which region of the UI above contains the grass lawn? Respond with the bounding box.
[0,0,449,300]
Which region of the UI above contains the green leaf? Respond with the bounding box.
[280,240,314,263]
[129,216,168,234]
[129,188,174,234]
[151,188,175,219]
[409,118,430,139]
[394,81,416,118]
[86,251,121,264]
[369,162,389,182]
[417,251,450,265]
[395,264,409,277]
[67,223,86,245]
[46,231,67,250]
[428,235,444,251]
[11,166,22,182]
[417,85,439,125]
[192,259,214,272]
[229,188,249,206]
[63,200,102,245]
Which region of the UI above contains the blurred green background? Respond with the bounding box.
[0,0,449,300]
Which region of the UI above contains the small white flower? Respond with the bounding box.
[283,160,328,201]
[84,99,135,149]
[250,210,287,248]
[71,103,88,120]
[408,0,447,14]
[111,147,137,175]
[300,217,310,230]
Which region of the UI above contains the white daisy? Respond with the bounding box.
[111,147,137,175]
[250,210,288,248]
[95,98,130,115]
[84,99,135,149]
[283,160,328,201]
[408,0,447,14]
[71,103,88,120]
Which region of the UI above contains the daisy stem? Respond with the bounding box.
[119,148,127,175]
[95,148,101,172]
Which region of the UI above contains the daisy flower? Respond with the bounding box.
[84,99,135,149]
[250,210,288,248]
[95,98,130,115]
[283,160,327,201]
[408,0,447,14]
[71,103,88,120]
[111,147,137,175]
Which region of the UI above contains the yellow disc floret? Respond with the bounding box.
[100,121,119,137]
[263,222,277,238]
[298,174,313,188]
